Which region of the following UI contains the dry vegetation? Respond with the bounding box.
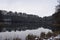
[5,38,21,40]
[26,32,60,40]
[1,31,60,40]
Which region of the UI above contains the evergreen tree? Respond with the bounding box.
[0,10,3,32]
[52,0,60,31]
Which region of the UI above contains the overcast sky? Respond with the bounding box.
[0,0,58,17]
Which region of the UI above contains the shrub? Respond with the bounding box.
[46,32,53,38]
[40,32,46,39]
[26,34,39,40]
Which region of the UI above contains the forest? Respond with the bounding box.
[0,1,60,32]
[0,9,59,32]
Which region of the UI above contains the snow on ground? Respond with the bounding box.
[0,27,52,40]
[55,34,60,38]
[48,35,60,40]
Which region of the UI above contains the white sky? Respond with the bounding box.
[0,0,58,17]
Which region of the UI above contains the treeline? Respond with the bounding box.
[0,10,54,32]
[0,10,42,31]
[52,3,60,31]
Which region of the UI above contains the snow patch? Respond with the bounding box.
[0,27,52,40]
